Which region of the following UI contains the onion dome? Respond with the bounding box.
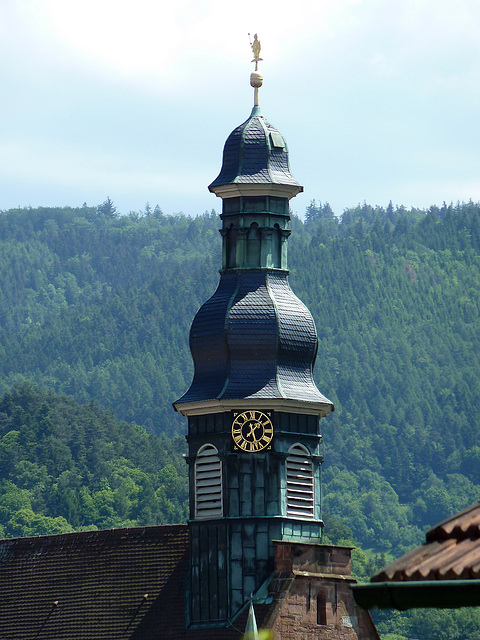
[208,106,303,200]
[175,269,333,415]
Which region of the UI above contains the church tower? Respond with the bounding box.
[174,36,334,628]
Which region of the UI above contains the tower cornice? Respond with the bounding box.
[173,397,333,418]
[209,182,303,200]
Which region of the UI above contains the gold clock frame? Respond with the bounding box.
[231,410,273,452]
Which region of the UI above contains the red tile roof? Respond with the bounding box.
[372,502,480,582]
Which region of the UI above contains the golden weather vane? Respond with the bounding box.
[249,33,262,69]
[248,33,263,107]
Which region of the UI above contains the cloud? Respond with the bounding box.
[19,0,344,80]
[2,0,480,214]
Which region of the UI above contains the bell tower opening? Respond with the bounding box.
[286,443,314,519]
[194,444,223,519]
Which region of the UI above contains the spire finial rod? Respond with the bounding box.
[248,33,263,107]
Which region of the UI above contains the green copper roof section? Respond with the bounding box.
[219,203,291,271]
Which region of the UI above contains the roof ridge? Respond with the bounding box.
[0,522,188,546]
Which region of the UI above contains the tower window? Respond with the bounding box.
[317,592,327,625]
[286,444,314,519]
[195,444,223,519]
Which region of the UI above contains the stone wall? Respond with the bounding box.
[265,541,380,640]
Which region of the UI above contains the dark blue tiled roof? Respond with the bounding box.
[209,108,302,190]
[176,271,332,407]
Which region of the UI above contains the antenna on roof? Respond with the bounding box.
[33,601,60,640]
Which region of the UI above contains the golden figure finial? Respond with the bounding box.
[248,33,263,107]
[250,33,262,68]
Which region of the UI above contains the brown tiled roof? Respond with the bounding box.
[0,524,272,639]
[0,525,189,639]
[372,502,480,582]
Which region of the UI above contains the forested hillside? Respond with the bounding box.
[1,200,480,639]
[297,201,480,555]
[1,200,479,557]
[0,203,219,435]
[0,383,187,538]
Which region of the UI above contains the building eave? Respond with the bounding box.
[209,183,303,200]
[173,398,333,418]
[351,580,480,610]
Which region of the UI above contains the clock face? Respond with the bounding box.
[231,410,273,452]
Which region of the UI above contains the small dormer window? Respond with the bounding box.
[270,132,285,149]
[195,444,223,519]
[286,444,314,519]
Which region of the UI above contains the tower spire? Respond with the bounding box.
[249,33,263,107]
[175,39,333,628]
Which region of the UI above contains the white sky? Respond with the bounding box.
[1,0,480,217]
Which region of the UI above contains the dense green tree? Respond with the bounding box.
[0,383,188,534]
[97,197,118,218]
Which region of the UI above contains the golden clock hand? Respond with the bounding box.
[246,423,256,439]
[248,422,263,441]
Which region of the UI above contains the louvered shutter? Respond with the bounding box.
[195,444,223,519]
[286,444,314,518]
